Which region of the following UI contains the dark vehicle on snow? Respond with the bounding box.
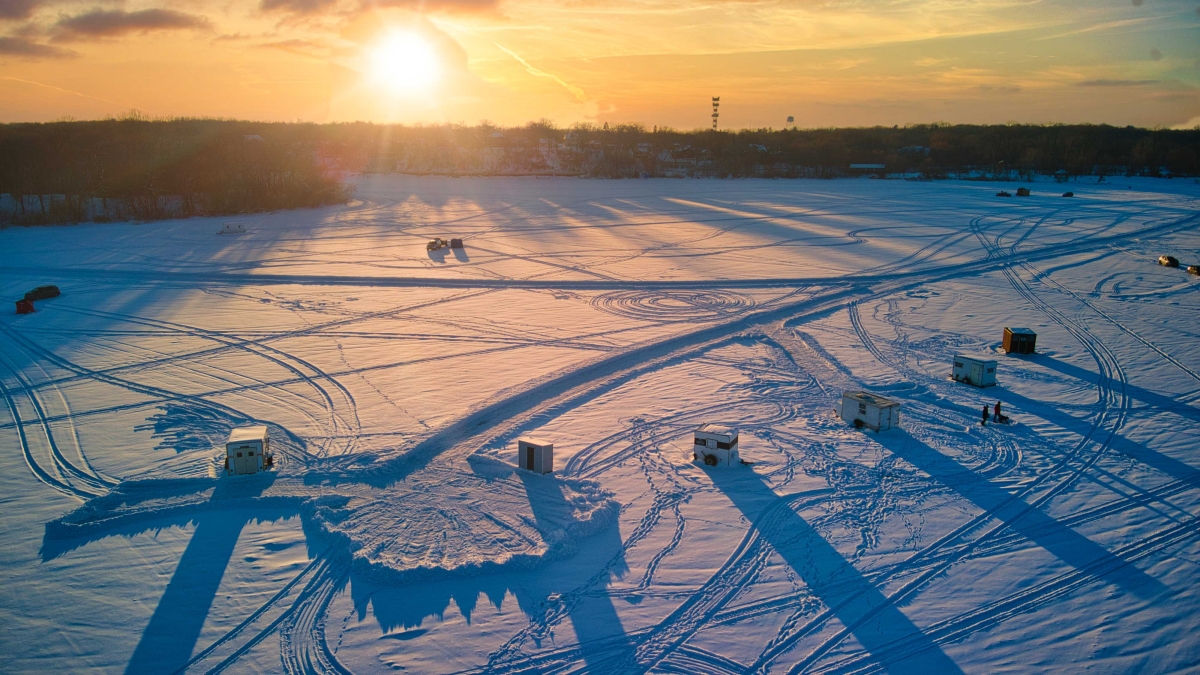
[24,285,60,302]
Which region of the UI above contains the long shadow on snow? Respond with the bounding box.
[518,469,635,671]
[1000,388,1200,488]
[1032,354,1200,424]
[874,430,1166,599]
[348,469,633,672]
[707,467,963,675]
[122,473,302,674]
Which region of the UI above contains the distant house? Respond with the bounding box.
[849,163,886,177]
[849,163,886,178]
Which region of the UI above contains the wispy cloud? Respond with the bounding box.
[259,0,338,16]
[494,42,586,101]
[1077,79,1160,87]
[1036,16,1156,41]
[257,38,331,57]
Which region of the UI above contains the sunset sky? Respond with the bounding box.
[1,0,1197,128]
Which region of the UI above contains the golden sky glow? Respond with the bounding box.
[1,0,1197,127]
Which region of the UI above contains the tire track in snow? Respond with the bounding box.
[444,207,1190,667]
[0,359,91,498]
[770,206,1148,674]
[73,329,335,459]
[661,218,1144,673]
[0,347,112,498]
[0,321,315,469]
[176,552,332,674]
[70,204,1195,672]
[60,306,361,457]
[812,514,1200,675]
[279,557,354,675]
[8,208,1196,295]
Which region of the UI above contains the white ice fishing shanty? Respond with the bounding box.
[224,425,273,475]
[953,353,998,387]
[693,424,740,466]
[517,438,554,474]
[839,391,900,431]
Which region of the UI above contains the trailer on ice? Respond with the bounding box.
[693,424,740,466]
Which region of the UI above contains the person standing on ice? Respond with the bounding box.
[994,401,1003,423]
[981,404,989,426]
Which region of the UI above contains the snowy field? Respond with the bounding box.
[2,175,1199,674]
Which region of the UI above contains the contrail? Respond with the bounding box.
[494,43,587,102]
[1,75,126,107]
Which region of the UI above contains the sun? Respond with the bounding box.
[368,32,440,96]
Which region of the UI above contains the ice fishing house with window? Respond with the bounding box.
[225,426,273,475]
[517,438,554,474]
[839,391,900,432]
[694,424,740,466]
[953,353,998,387]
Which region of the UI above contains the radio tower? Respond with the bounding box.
[711,97,720,130]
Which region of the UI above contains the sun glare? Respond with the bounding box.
[369,33,440,96]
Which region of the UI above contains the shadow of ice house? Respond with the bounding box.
[874,430,1167,600]
[707,464,964,674]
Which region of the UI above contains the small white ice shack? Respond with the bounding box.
[225,425,272,475]
[693,424,740,466]
[517,438,554,474]
[840,392,900,432]
[953,353,998,387]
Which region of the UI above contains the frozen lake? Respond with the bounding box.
[2,175,1199,673]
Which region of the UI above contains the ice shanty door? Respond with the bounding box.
[526,446,536,472]
[232,443,258,474]
[970,362,984,384]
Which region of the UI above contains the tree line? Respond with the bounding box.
[2,118,1196,224]
[0,117,352,225]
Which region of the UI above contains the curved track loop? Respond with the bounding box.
[590,290,757,323]
[8,197,1198,674]
[0,347,114,498]
[755,212,1144,675]
[283,205,1199,675]
[58,306,362,457]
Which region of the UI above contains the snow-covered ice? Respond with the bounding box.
[2,175,1199,673]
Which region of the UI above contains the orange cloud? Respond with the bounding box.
[0,34,74,56]
[54,9,210,41]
